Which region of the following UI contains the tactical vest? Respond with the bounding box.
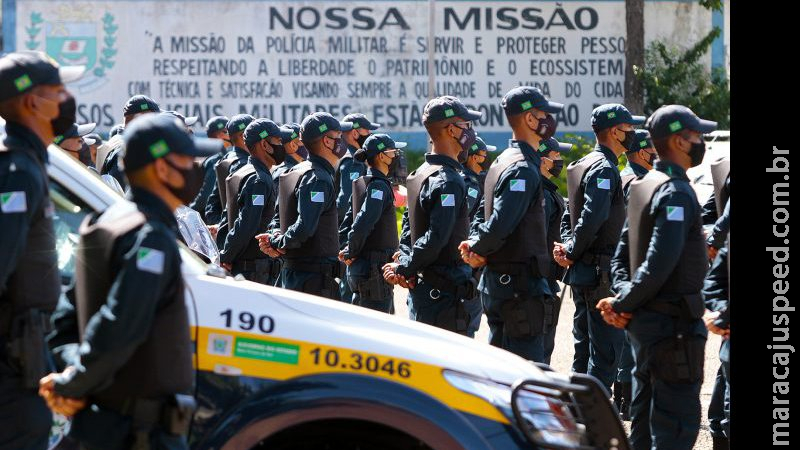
[278,161,339,259]
[710,157,730,217]
[406,163,469,267]
[482,146,550,276]
[225,164,256,227]
[621,173,638,196]
[566,151,625,256]
[75,204,192,400]
[214,154,236,205]
[0,143,60,328]
[628,172,707,294]
[226,165,276,260]
[351,176,399,252]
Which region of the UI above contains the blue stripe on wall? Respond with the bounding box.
[2,0,17,53]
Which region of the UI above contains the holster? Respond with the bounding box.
[6,309,52,389]
[647,296,706,384]
[500,295,546,338]
[99,393,197,444]
[434,298,469,335]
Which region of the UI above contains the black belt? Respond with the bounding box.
[284,259,339,277]
[487,261,539,277]
[96,396,168,428]
[232,258,270,272]
[419,268,472,299]
[579,252,612,266]
[360,249,395,262]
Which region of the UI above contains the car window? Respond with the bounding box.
[50,179,94,286]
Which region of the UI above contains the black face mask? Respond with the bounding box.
[687,139,706,167]
[295,145,309,160]
[356,133,370,148]
[535,114,557,140]
[388,150,408,185]
[620,129,637,151]
[164,158,202,205]
[78,141,93,166]
[328,136,348,158]
[51,96,77,136]
[267,142,286,165]
[457,127,477,163]
[548,159,564,178]
[642,150,657,166]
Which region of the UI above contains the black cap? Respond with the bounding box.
[122,114,223,173]
[343,113,381,131]
[280,125,300,144]
[300,112,353,141]
[122,95,160,116]
[0,51,84,102]
[54,122,96,145]
[645,104,718,139]
[108,123,125,138]
[422,96,482,125]
[591,104,646,131]
[501,86,563,116]
[362,133,407,159]
[205,116,229,136]
[83,133,103,147]
[243,119,289,147]
[469,136,497,155]
[226,114,255,136]
[537,137,573,154]
[627,130,654,153]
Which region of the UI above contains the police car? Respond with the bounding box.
[48,146,629,449]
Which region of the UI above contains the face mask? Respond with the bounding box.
[642,150,657,166]
[328,136,348,158]
[535,114,557,140]
[687,139,706,167]
[388,150,408,184]
[548,159,564,178]
[50,95,77,136]
[267,142,286,165]
[619,129,637,151]
[295,145,309,160]
[456,126,477,163]
[164,158,202,205]
[356,133,370,148]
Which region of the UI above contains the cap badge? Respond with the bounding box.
[669,121,682,132]
[521,100,533,111]
[259,130,269,139]
[149,139,170,158]
[14,74,32,92]
[607,112,616,119]
[444,108,455,118]
[318,123,328,133]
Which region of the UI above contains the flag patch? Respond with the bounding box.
[441,193,455,206]
[310,191,325,203]
[666,206,684,221]
[252,194,264,205]
[136,247,165,274]
[597,178,610,190]
[468,187,479,198]
[349,172,359,181]
[510,179,526,192]
[0,191,27,213]
[370,188,384,200]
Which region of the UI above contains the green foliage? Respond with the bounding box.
[699,0,723,10]
[634,28,729,128]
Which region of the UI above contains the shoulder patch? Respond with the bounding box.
[0,191,27,213]
[370,188,384,200]
[666,205,684,221]
[510,179,526,192]
[251,194,265,206]
[440,193,455,207]
[310,191,325,203]
[349,172,359,181]
[597,178,611,190]
[136,247,165,274]
[468,187,479,198]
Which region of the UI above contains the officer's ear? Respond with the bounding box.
[523,111,539,131]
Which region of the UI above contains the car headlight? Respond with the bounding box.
[443,370,586,448]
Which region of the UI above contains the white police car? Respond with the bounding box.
[47,146,629,449]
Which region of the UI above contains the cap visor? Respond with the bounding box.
[59,65,85,84]
[83,136,100,146]
[185,116,199,126]
[557,143,574,153]
[76,123,97,136]
[394,142,408,149]
[629,115,647,125]
[463,109,483,121]
[694,118,718,133]
[185,137,224,157]
[368,123,381,130]
[539,101,564,114]
[338,121,354,131]
[486,145,498,152]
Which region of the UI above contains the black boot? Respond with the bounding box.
[618,382,632,421]
[612,381,623,411]
[712,436,730,450]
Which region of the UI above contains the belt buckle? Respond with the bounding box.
[429,288,441,300]
[499,274,511,285]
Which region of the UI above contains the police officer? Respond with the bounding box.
[109,123,124,138]
[702,237,730,450]
[189,116,230,222]
[0,51,82,450]
[271,123,304,181]
[554,103,644,391]
[459,87,560,360]
[461,136,496,337]
[339,134,404,313]
[220,119,287,284]
[383,96,477,336]
[53,122,96,164]
[537,137,572,364]
[258,113,351,299]
[599,104,716,450]
[40,114,219,450]
[336,113,379,224]
[121,94,160,126]
[204,114,254,236]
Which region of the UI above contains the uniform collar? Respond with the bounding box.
[425,152,463,171]
[248,155,270,175]
[233,146,249,160]
[366,167,389,180]
[347,145,358,155]
[510,140,543,168]
[2,121,49,164]
[654,160,689,181]
[542,176,559,191]
[596,144,620,165]
[128,186,179,232]
[627,160,649,177]
[462,166,480,179]
[309,153,335,175]
[284,155,299,168]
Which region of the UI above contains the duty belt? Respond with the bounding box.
[284,259,340,277]
[579,252,612,267]
[232,258,271,272]
[418,268,473,299]
[487,261,542,278]
[361,249,395,262]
